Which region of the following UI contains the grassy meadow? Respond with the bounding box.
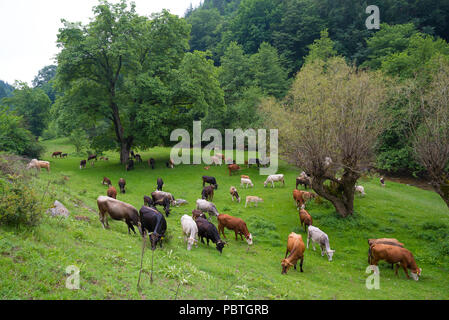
[1,137,448,300]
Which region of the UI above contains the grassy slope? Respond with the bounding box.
[1,137,448,300]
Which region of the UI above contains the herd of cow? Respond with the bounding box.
[28,151,422,281]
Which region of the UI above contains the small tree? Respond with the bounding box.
[261,57,387,217]
[411,58,449,209]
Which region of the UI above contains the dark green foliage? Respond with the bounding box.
[0,80,14,100]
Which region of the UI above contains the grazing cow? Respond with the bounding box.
[245,196,263,208]
[61,153,68,158]
[210,155,222,166]
[144,195,154,207]
[196,199,219,218]
[217,214,253,245]
[80,160,87,169]
[241,175,250,179]
[181,215,199,251]
[88,154,97,161]
[118,178,126,194]
[52,151,62,158]
[148,158,155,169]
[151,191,175,217]
[264,174,285,188]
[166,158,174,168]
[307,226,335,261]
[302,191,317,202]
[135,154,142,163]
[380,177,386,187]
[157,178,164,191]
[368,238,404,266]
[293,189,305,209]
[202,176,218,189]
[97,196,141,234]
[248,158,260,168]
[195,217,226,253]
[241,177,254,188]
[230,186,241,203]
[102,177,112,186]
[126,159,134,171]
[201,185,214,201]
[355,185,366,196]
[296,176,311,190]
[228,164,240,176]
[204,166,210,170]
[192,209,207,220]
[139,206,167,250]
[369,244,422,281]
[107,186,117,199]
[299,209,313,232]
[27,159,51,172]
[281,232,305,274]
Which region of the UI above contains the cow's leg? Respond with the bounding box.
[206,238,210,246]
[300,257,304,272]
[401,264,410,279]
[320,244,325,256]
[200,236,205,244]
[127,221,136,234]
[284,248,289,259]
[395,264,400,276]
[240,233,244,241]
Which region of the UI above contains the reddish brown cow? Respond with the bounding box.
[228,164,240,176]
[217,214,253,245]
[369,244,422,281]
[107,186,117,199]
[281,232,305,274]
[192,209,206,220]
[299,209,313,232]
[102,177,112,186]
[52,151,62,158]
[293,189,305,209]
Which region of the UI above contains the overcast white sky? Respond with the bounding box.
[0,0,202,86]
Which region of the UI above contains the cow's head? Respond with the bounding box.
[246,234,253,246]
[411,268,422,281]
[149,232,163,250]
[327,249,335,261]
[187,237,198,251]
[281,259,294,274]
[216,240,225,254]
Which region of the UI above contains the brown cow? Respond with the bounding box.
[230,186,240,203]
[293,189,305,209]
[118,178,126,194]
[228,164,240,176]
[192,209,206,220]
[107,186,117,199]
[368,238,404,265]
[281,232,305,274]
[202,185,214,201]
[299,208,313,232]
[52,151,62,158]
[26,159,50,172]
[369,244,422,281]
[217,214,253,245]
[241,175,250,179]
[96,196,141,234]
[102,177,112,186]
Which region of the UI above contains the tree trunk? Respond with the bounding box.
[111,101,132,164]
[433,179,449,209]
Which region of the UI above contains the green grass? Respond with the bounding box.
[1,137,448,300]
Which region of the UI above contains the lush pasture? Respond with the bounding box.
[1,138,448,300]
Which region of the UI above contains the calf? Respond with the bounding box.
[97,196,141,234]
[369,244,422,281]
[126,159,134,171]
[192,209,207,220]
[307,226,335,261]
[299,209,313,232]
[202,176,218,189]
[80,160,87,169]
[264,174,285,188]
[281,232,305,274]
[118,178,126,194]
[201,185,215,201]
[157,178,164,191]
[102,177,112,186]
[217,214,253,245]
[195,217,226,253]
[139,206,167,250]
[241,178,254,188]
[230,186,241,203]
[61,153,68,158]
[196,199,219,218]
[228,164,240,176]
[107,186,117,199]
[181,215,199,251]
[148,158,155,169]
[245,196,263,208]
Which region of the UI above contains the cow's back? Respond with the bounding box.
[371,244,411,264]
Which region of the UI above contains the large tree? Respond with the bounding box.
[55,0,223,164]
[261,57,387,217]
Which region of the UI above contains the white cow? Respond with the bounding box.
[355,185,366,196]
[263,174,285,188]
[241,178,254,188]
[196,199,219,218]
[307,226,335,261]
[181,215,198,251]
[210,155,222,166]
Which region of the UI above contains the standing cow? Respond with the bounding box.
[139,206,167,250]
[97,196,141,234]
